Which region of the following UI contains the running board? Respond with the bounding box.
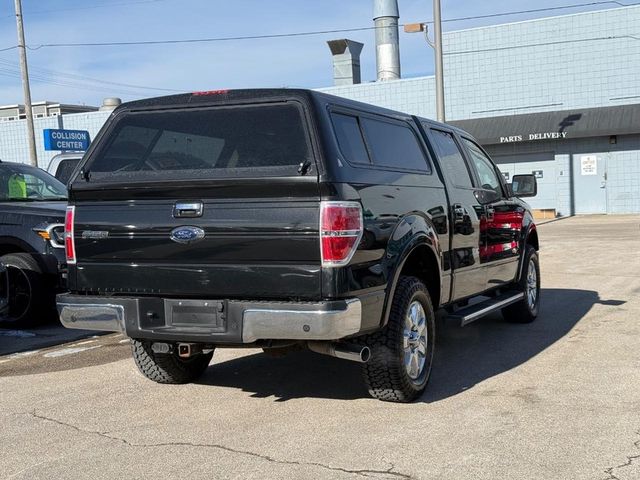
[449,292,524,327]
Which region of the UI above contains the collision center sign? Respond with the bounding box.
[43,129,90,151]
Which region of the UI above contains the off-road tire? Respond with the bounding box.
[360,276,436,403]
[0,253,53,327]
[131,339,213,384]
[502,245,540,323]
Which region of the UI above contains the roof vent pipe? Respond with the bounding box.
[373,0,401,81]
[327,39,364,86]
[99,97,122,111]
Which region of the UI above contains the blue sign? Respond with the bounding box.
[43,129,90,151]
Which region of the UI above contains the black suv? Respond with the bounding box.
[58,89,539,402]
[0,161,67,326]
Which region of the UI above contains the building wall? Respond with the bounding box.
[319,6,640,121]
[0,6,638,214]
[486,134,640,215]
[0,111,111,169]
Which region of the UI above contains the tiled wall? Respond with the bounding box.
[487,134,640,215]
[0,6,638,214]
[0,111,111,169]
[554,155,572,217]
[320,6,640,121]
[606,151,640,213]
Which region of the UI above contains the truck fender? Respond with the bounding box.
[378,213,442,329]
[0,236,37,256]
[515,218,538,282]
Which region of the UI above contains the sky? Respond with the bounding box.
[0,0,634,106]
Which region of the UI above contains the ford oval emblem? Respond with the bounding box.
[170,226,205,244]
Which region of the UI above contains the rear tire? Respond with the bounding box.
[360,276,436,403]
[502,245,540,323]
[131,340,213,384]
[0,253,53,327]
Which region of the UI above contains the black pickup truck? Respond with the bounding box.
[58,89,539,402]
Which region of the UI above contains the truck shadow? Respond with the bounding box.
[198,288,619,402]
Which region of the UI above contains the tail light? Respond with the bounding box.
[320,201,363,267]
[64,206,76,264]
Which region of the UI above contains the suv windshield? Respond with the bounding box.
[0,163,67,201]
[83,102,312,183]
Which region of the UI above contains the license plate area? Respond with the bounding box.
[164,299,225,331]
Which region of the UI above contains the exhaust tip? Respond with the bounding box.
[360,346,371,363]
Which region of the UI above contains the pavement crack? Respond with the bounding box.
[22,411,413,479]
[602,429,640,480]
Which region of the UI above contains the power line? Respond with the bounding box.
[15,0,640,50]
[444,34,640,55]
[0,0,637,98]
[0,67,156,96]
[0,0,167,20]
[437,1,638,25]
[0,64,180,96]
[0,58,182,93]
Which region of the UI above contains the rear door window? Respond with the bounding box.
[84,102,312,182]
[428,128,474,188]
[360,117,431,172]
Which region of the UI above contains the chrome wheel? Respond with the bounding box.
[403,301,428,381]
[526,259,538,309]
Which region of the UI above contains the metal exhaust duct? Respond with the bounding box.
[373,0,401,81]
[327,39,364,86]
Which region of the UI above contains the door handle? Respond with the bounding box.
[173,201,203,218]
[485,207,495,221]
[452,203,465,222]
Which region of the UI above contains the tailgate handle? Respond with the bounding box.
[173,202,203,218]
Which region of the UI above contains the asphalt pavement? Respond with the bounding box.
[1,215,639,479]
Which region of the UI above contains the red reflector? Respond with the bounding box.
[320,201,363,267]
[192,89,229,96]
[64,206,76,264]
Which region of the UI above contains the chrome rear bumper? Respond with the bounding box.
[241,299,361,342]
[57,294,362,343]
[58,302,126,332]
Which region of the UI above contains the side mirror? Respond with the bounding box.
[474,188,501,205]
[511,174,537,198]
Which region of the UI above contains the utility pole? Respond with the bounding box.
[433,0,445,122]
[14,0,38,167]
[404,0,446,122]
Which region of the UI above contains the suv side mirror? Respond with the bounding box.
[510,174,537,198]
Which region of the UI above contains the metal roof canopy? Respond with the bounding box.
[450,103,640,145]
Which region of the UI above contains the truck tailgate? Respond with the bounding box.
[71,188,321,299]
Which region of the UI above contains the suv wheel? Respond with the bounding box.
[502,245,540,323]
[360,276,436,403]
[131,340,214,384]
[0,253,53,327]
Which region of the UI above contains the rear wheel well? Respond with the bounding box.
[398,245,440,309]
[0,243,28,257]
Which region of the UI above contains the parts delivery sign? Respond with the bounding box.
[43,129,90,151]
